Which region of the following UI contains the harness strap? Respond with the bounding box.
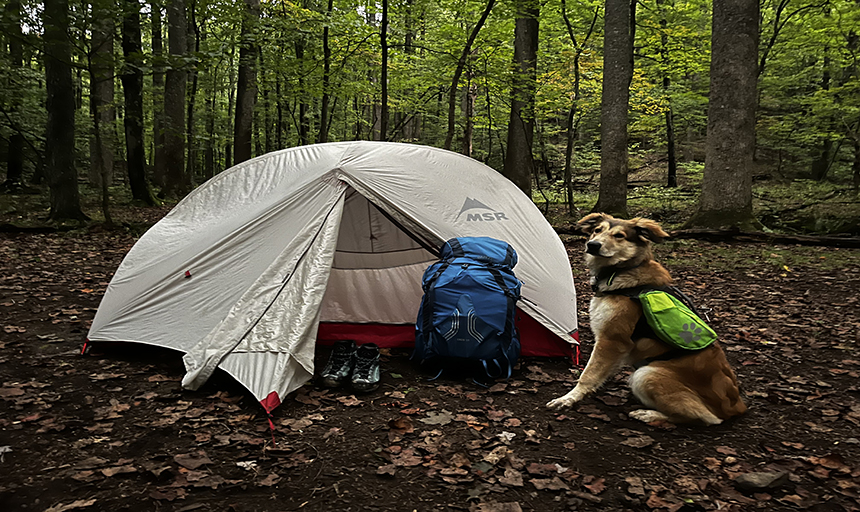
[632,346,708,369]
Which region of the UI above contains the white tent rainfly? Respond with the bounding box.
[87,142,578,413]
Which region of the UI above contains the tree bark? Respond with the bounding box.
[503,0,539,197]
[162,0,187,195]
[3,0,25,191]
[561,0,599,214]
[687,0,759,228]
[379,0,389,141]
[43,0,86,221]
[88,2,115,188]
[185,0,199,186]
[658,0,677,188]
[593,0,632,216]
[121,0,156,205]
[234,0,259,163]
[318,0,333,143]
[443,0,496,150]
[151,0,167,188]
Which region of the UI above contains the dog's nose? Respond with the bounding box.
[586,241,602,255]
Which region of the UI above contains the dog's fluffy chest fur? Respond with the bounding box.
[589,295,617,335]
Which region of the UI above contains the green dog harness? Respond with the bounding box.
[594,272,717,351]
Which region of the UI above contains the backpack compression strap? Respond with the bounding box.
[486,268,517,345]
[421,262,451,337]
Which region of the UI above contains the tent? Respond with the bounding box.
[87,142,578,413]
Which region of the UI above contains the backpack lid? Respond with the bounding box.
[440,237,518,268]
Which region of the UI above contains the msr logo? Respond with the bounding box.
[457,197,510,221]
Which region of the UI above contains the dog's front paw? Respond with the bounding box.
[546,388,585,410]
[628,409,670,424]
[546,396,575,409]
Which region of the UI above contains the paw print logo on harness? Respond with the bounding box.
[678,323,703,346]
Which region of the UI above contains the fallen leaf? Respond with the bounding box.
[44,499,97,512]
[377,464,396,477]
[584,477,606,494]
[420,410,454,425]
[174,451,213,470]
[258,473,281,486]
[472,502,523,512]
[101,465,137,477]
[531,477,570,491]
[498,468,524,487]
[621,436,655,449]
[389,417,415,433]
[336,395,363,407]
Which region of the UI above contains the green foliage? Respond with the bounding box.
[1,0,858,233]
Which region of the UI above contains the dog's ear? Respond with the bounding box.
[576,213,609,234]
[632,218,669,243]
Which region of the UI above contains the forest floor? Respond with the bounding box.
[2,205,860,512]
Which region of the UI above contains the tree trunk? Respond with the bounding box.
[811,50,831,181]
[3,0,25,191]
[379,0,389,141]
[561,0,599,214]
[204,61,217,180]
[88,2,115,189]
[443,0,496,150]
[686,0,759,229]
[658,0,677,188]
[185,0,199,188]
[151,0,167,188]
[162,0,187,196]
[43,0,86,221]
[234,0,260,163]
[461,79,476,157]
[294,38,310,145]
[121,0,155,205]
[225,46,235,168]
[593,0,633,216]
[503,0,538,197]
[317,0,333,143]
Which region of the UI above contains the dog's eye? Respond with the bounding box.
[613,233,625,239]
[593,228,602,234]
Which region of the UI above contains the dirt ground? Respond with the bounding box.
[1,223,860,512]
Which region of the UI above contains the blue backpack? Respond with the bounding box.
[413,237,522,380]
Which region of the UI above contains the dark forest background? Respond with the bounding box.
[0,0,858,232]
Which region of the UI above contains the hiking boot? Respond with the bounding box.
[319,340,356,388]
[351,343,381,393]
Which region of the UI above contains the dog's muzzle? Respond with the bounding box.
[586,241,602,255]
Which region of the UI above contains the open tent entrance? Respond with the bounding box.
[316,188,573,359]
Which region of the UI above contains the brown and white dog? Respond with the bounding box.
[546,213,747,425]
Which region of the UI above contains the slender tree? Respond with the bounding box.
[234,0,260,164]
[43,0,86,221]
[593,0,633,216]
[88,0,115,188]
[318,0,334,143]
[379,0,389,140]
[443,0,496,150]
[687,0,759,228]
[504,0,540,197]
[162,0,188,195]
[560,0,599,213]
[3,0,24,191]
[151,0,167,187]
[121,0,156,205]
[185,0,200,184]
[657,0,677,187]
